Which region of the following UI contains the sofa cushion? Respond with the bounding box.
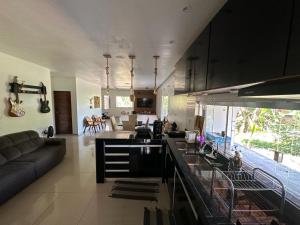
[0,131,45,162]
[13,145,65,177]
[14,138,45,155]
[6,130,38,144]
[7,131,45,155]
[0,162,36,204]
[0,137,21,161]
[0,154,7,166]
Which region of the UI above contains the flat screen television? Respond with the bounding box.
[137,98,153,108]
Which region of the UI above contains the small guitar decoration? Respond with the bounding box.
[9,77,25,117]
[40,83,50,113]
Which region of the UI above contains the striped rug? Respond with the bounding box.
[110,179,160,201]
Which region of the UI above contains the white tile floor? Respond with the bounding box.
[0,133,170,225]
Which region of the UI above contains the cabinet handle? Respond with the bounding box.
[105,153,129,156]
[105,169,130,173]
[105,145,162,148]
[106,161,129,164]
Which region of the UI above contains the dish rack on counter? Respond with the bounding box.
[210,167,285,225]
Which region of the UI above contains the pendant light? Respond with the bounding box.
[103,54,111,94]
[153,55,159,95]
[129,55,136,102]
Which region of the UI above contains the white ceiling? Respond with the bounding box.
[0,0,225,89]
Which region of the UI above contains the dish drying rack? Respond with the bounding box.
[210,167,285,223]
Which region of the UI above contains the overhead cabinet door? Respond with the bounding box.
[193,26,210,92]
[286,1,300,75]
[174,25,210,94]
[207,0,293,89]
[174,55,188,95]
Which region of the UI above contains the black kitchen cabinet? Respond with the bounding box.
[174,54,189,95]
[174,25,210,94]
[286,0,300,75]
[207,0,293,89]
[185,52,194,93]
[192,25,210,92]
[165,145,175,205]
[96,139,163,182]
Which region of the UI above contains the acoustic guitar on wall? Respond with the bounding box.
[40,83,50,113]
[9,77,25,117]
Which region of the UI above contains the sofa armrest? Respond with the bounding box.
[45,138,66,146]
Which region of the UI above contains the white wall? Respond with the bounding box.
[51,76,102,135]
[101,88,133,116]
[76,78,102,134]
[168,95,196,130]
[0,51,53,136]
[157,74,196,131]
[51,75,78,134]
[156,75,175,119]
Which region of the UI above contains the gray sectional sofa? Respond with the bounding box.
[0,130,66,204]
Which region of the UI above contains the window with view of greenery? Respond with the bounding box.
[202,104,300,206]
[116,96,133,108]
[203,104,300,162]
[234,107,300,156]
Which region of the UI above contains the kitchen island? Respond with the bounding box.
[95,132,164,183]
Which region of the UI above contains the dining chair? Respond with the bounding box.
[110,116,117,131]
[122,120,136,131]
[83,117,98,133]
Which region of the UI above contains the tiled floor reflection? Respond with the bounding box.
[0,134,169,225]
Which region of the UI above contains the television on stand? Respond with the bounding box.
[136,98,153,108]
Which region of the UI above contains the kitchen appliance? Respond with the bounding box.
[153,120,163,139]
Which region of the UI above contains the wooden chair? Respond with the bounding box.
[121,114,137,131]
[128,114,137,124]
[100,118,106,129]
[122,120,135,131]
[110,116,117,131]
[145,117,149,128]
[83,117,98,133]
[92,115,102,131]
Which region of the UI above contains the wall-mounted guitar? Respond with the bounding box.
[8,76,25,117]
[40,83,50,113]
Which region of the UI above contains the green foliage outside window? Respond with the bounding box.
[236,108,300,156]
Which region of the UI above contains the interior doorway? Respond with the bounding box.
[53,91,73,134]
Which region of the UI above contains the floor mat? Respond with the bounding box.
[110,179,160,201]
[114,180,160,187]
[143,207,171,225]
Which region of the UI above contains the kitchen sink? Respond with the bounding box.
[175,141,187,150]
[176,141,224,170]
[182,154,212,170]
[182,152,224,169]
[204,157,223,168]
[175,141,200,154]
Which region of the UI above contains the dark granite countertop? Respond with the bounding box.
[166,138,229,225]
